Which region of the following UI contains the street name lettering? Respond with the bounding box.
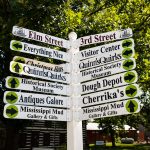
[10,40,71,62]
[4,104,71,121]
[81,99,140,120]
[80,84,141,107]
[13,56,70,73]
[4,91,70,108]
[78,38,134,60]
[5,76,71,96]
[12,26,70,49]
[81,71,138,94]
[80,58,136,82]
[79,28,132,46]
[10,61,70,83]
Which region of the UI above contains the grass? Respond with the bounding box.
[89,143,150,150]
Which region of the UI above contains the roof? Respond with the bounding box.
[87,123,101,131]
[87,123,136,131]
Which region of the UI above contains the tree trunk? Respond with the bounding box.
[110,127,116,147]
[5,127,19,150]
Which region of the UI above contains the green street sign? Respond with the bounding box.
[11,41,23,51]
[122,48,134,59]
[5,105,18,118]
[124,71,136,83]
[8,77,20,88]
[6,92,18,104]
[125,99,138,113]
[123,59,135,71]
[125,85,137,97]
[11,62,23,73]
[122,39,133,48]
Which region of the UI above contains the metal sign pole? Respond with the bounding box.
[67,32,83,150]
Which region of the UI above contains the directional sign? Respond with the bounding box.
[12,26,70,49]
[79,48,135,71]
[81,98,140,120]
[78,38,134,60]
[10,61,70,83]
[3,104,71,121]
[10,40,71,62]
[80,84,141,107]
[80,71,138,95]
[79,28,132,47]
[5,76,71,96]
[80,58,136,82]
[13,56,70,73]
[4,91,70,108]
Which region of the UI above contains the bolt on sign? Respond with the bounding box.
[78,48,135,71]
[10,61,70,83]
[78,38,134,60]
[3,104,71,121]
[80,58,136,82]
[5,76,71,96]
[13,56,70,73]
[78,28,132,46]
[80,70,138,95]
[10,40,71,62]
[4,91,71,108]
[12,26,70,49]
[80,98,141,120]
[80,84,141,107]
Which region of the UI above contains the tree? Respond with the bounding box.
[0,0,150,148]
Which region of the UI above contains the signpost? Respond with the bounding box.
[13,56,70,73]
[4,91,70,108]
[80,58,136,82]
[3,104,71,121]
[10,40,71,62]
[3,26,141,150]
[81,71,138,94]
[10,61,70,83]
[12,26,70,49]
[80,84,141,107]
[81,98,140,120]
[5,76,71,96]
[77,38,134,60]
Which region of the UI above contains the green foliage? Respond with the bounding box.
[0,0,149,148]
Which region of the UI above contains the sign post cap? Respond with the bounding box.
[68,32,77,41]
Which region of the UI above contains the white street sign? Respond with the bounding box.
[80,71,138,95]
[79,28,133,47]
[13,56,70,73]
[10,61,70,83]
[80,58,136,82]
[80,84,141,107]
[78,48,135,71]
[4,91,70,108]
[5,76,71,96]
[12,26,70,49]
[3,104,71,121]
[78,38,134,60]
[10,40,71,62]
[81,98,141,120]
